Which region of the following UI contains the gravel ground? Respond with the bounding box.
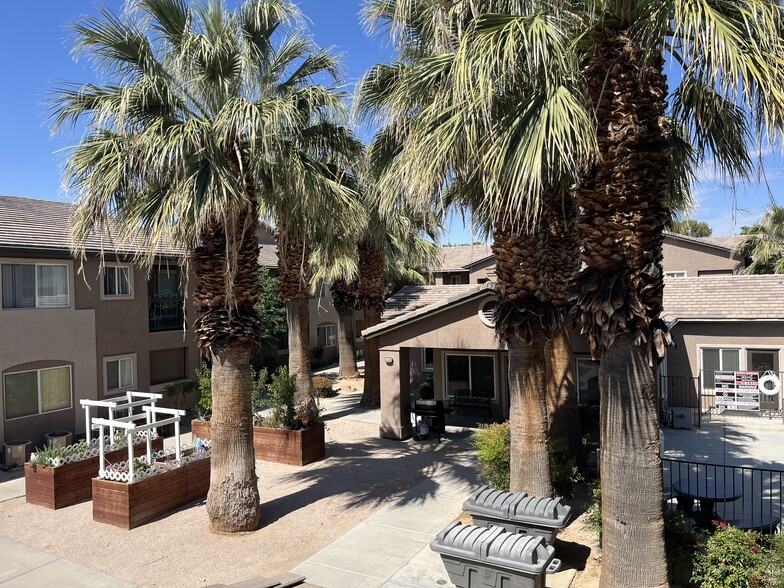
[0,408,473,587]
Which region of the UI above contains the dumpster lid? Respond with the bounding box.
[430,521,557,574]
[463,486,572,528]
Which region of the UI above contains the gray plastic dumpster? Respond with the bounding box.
[430,521,561,588]
[463,486,572,543]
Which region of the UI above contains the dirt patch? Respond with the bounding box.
[0,414,470,587]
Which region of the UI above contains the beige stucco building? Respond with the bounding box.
[369,237,782,440]
[0,195,199,449]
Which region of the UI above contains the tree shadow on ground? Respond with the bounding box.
[260,427,477,526]
[553,538,593,572]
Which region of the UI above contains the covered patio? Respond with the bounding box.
[362,284,510,440]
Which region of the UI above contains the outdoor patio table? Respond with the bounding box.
[672,476,743,530]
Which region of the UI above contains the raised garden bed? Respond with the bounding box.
[191,420,325,466]
[25,437,164,510]
[92,452,210,529]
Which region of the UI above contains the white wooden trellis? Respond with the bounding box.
[80,391,163,443]
[92,405,186,483]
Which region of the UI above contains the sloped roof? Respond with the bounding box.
[362,283,497,338]
[438,244,493,271]
[665,232,744,254]
[0,194,181,256]
[662,274,784,324]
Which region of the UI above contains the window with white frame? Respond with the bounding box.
[105,356,134,391]
[665,271,686,278]
[103,264,132,297]
[701,347,740,390]
[444,353,496,399]
[2,263,69,309]
[3,365,72,419]
[422,348,434,371]
[576,358,600,406]
[317,324,337,348]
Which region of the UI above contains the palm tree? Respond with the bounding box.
[358,1,590,495]
[362,1,784,584]
[54,0,355,532]
[735,204,784,274]
[330,277,361,379]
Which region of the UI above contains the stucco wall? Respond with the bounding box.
[0,255,98,445]
[666,321,784,380]
[74,258,200,398]
[662,238,742,276]
[468,258,496,283]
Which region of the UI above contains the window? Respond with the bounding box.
[106,356,134,391]
[665,271,686,278]
[103,264,132,297]
[3,365,72,419]
[317,324,336,348]
[576,358,600,406]
[422,348,434,371]
[449,275,464,285]
[2,263,69,309]
[701,348,740,390]
[445,354,496,399]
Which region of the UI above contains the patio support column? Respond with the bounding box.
[379,347,412,440]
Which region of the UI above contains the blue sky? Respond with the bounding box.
[0,1,778,240]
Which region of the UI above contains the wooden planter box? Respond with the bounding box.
[191,420,325,466]
[190,419,211,441]
[92,455,210,529]
[25,438,164,510]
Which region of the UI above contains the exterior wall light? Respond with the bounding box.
[385,356,394,366]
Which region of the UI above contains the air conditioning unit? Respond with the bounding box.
[671,407,693,429]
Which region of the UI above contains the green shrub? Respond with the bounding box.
[196,363,212,418]
[473,421,510,492]
[251,366,269,423]
[584,480,602,535]
[419,375,434,400]
[313,376,336,398]
[767,533,784,587]
[691,522,768,588]
[665,510,702,585]
[310,344,324,363]
[267,366,298,430]
[548,437,583,498]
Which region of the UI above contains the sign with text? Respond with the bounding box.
[714,371,760,411]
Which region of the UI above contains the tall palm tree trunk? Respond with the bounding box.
[574,31,670,588]
[331,278,359,378]
[194,206,262,532]
[206,345,259,531]
[545,317,585,471]
[493,223,554,496]
[600,333,667,586]
[508,329,552,497]
[358,243,385,407]
[285,297,313,406]
[276,230,316,415]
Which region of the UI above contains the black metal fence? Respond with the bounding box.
[663,458,782,534]
[659,375,702,428]
[659,372,784,429]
